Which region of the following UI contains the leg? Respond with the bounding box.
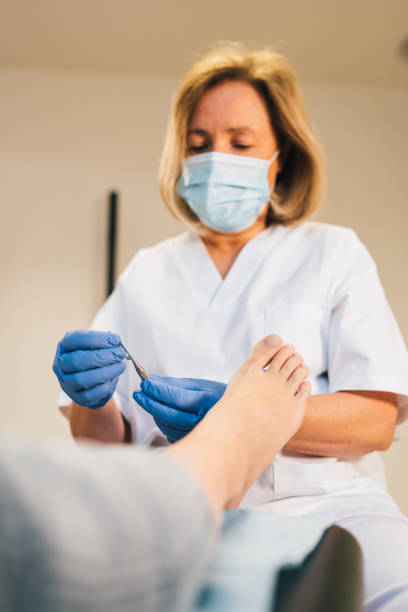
[0,438,214,612]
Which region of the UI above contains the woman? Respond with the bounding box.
[54,45,408,609]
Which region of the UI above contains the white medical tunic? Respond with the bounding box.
[60,220,408,610]
[61,220,408,514]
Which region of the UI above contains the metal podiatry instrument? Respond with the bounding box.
[120,342,149,381]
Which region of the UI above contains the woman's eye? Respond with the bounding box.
[233,143,250,150]
[188,144,208,153]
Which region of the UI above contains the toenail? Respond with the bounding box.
[265,335,281,348]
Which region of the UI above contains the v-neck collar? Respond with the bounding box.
[172,224,290,309]
[199,225,278,283]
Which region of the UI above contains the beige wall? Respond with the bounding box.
[1,68,407,510]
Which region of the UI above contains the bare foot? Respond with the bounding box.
[215,334,310,502]
[224,334,309,444]
[166,335,310,515]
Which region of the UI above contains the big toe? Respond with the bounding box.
[245,335,284,370]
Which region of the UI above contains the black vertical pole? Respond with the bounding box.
[107,191,118,298]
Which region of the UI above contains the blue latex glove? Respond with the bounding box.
[133,376,227,443]
[53,330,126,409]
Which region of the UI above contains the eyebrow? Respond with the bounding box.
[187,126,257,136]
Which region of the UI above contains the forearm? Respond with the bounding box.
[283,391,398,458]
[68,398,128,443]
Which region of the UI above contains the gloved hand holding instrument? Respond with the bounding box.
[53,330,149,409]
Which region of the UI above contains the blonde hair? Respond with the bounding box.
[159,43,326,230]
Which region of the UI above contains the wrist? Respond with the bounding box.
[68,398,125,443]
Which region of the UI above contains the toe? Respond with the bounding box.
[287,364,309,393]
[280,352,303,379]
[296,380,311,399]
[245,335,284,370]
[268,344,296,372]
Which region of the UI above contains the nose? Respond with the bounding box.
[211,134,232,154]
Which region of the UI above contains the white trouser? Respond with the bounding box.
[337,513,408,612]
[250,475,408,612]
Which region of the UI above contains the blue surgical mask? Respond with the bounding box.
[177,150,279,233]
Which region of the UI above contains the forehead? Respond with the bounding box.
[189,80,271,130]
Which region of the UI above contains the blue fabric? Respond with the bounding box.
[133,375,227,442]
[53,330,126,409]
[194,509,334,611]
